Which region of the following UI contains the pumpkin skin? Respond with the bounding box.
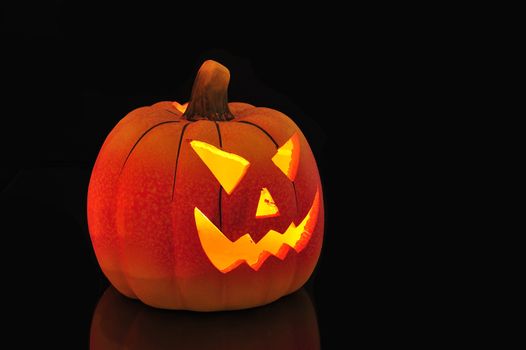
[87,61,324,311]
[90,287,320,350]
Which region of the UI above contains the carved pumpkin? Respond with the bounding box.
[87,60,324,311]
[90,287,320,349]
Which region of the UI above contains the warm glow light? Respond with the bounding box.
[173,101,188,113]
[194,189,320,273]
[272,133,300,181]
[190,140,250,195]
[255,187,280,218]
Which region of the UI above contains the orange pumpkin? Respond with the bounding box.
[87,60,324,310]
[90,287,320,349]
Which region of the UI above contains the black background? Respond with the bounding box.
[0,2,419,348]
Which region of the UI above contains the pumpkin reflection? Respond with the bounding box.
[90,287,320,350]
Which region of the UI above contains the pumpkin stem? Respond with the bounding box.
[183,60,234,121]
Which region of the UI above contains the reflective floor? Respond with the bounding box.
[90,287,319,350]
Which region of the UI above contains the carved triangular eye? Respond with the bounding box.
[272,133,300,181]
[190,140,250,195]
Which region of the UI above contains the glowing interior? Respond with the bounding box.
[272,133,301,181]
[255,187,280,218]
[173,101,188,113]
[190,140,250,195]
[194,189,320,273]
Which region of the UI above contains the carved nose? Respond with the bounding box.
[255,187,280,218]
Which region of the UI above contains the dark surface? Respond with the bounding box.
[0,2,418,348]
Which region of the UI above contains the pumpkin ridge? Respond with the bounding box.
[170,122,191,201]
[113,158,136,299]
[236,120,279,147]
[215,122,227,308]
[291,182,299,217]
[120,120,179,173]
[164,109,179,116]
[214,122,223,230]
[214,122,223,147]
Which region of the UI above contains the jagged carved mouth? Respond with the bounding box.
[194,189,321,273]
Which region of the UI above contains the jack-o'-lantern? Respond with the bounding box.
[87,60,324,310]
[90,287,320,349]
